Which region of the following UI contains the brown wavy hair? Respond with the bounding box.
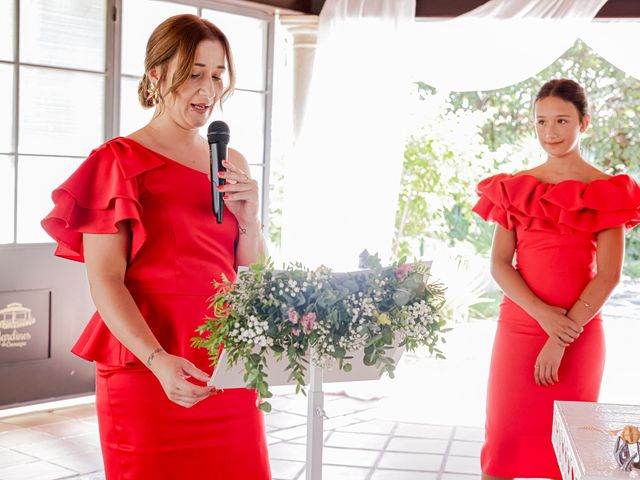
[137,14,236,109]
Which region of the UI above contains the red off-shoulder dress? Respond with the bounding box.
[41,137,271,480]
[473,173,640,478]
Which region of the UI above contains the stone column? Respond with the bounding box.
[279,15,319,142]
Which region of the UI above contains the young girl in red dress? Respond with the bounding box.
[42,14,271,479]
[473,78,640,479]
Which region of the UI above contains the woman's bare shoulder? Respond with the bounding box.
[585,164,611,182]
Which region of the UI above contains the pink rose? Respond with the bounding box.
[288,308,300,325]
[395,264,414,281]
[292,327,301,336]
[300,312,317,333]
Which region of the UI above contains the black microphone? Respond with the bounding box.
[207,120,230,224]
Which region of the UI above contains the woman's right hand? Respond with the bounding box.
[533,304,582,347]
[148,351,213,408]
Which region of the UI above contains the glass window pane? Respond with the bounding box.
[0,156,15,244]
[0,65,14,153]
[20,0,106,71]
[121,0,197,76]
[120,76,154,136]
[203,9,268,91]
[0,0,14,61]
[199,91,265,164]
[17,156,83,243]
[19,66,105,157]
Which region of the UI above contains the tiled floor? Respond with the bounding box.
[0,391,483,480]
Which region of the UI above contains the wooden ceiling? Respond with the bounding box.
[249,0,640,17]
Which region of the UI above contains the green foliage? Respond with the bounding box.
[394,39,640,274]
[193,258,448,411]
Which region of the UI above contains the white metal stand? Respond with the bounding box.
[209,345,405,480]
[306,362,327,480]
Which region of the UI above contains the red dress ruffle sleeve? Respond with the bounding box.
[41,139,164,366]
[472,173,640,233]
[41,139,163,263]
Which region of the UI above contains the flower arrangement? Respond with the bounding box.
[192,254,448,412]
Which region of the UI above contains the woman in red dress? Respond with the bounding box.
[473,78,640,479]
[41,14,271,479]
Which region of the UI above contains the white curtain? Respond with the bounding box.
[281,0,415,271]
[582,20,640,80]
[412,0,608,92]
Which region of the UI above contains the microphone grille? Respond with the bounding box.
[207,120,230,144]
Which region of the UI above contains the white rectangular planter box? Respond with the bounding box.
[209,344,405,389]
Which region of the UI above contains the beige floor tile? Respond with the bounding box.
[444,455,482,474]
[270,459,304,480]
[370,470,439,480]
[386,436,449,454]
[11,438,96,460]
[0,459,74,480]
[0,448,35,469]
[270,425,307,441]
[440,474,481,480]
[33,420,98,438]
[321,464,370,479]
[0,429,57,448]
[266,412,308,430]
[74,473,105,480]
[0,423,21,434]
[322,446,380,467]
[448,440,482,457]
[337,420,397,435]
[454,427,484,442]
[66,432,102,449]
[377,451,443,472]
[269,442,307,462]
[323,416,367,432]
[48,449,104,475]
[325,431,388,450]
[50,404,97,420]
[2,413,68,428]
[394,423,453,439]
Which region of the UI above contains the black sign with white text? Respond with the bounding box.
[0,290,50,364]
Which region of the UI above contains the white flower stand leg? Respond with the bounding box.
[306,362,327,480]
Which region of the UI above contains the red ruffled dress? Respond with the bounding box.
[41,137,271,480]
[473,173,640,478]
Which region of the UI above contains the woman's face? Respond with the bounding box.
[534,95,589,158]
[154,39,226,130]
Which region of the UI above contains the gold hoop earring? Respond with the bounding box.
[146,82,160,107]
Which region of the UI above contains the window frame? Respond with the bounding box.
[2,0,275,244]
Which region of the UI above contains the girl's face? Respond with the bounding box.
[534,95,589,159]
[152,39,226,130]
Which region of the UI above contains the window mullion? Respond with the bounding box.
[105,0,123,139]
[12,0,20,244]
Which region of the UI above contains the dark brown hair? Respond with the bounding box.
[535,78,589,120]
[137,14,236,109]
